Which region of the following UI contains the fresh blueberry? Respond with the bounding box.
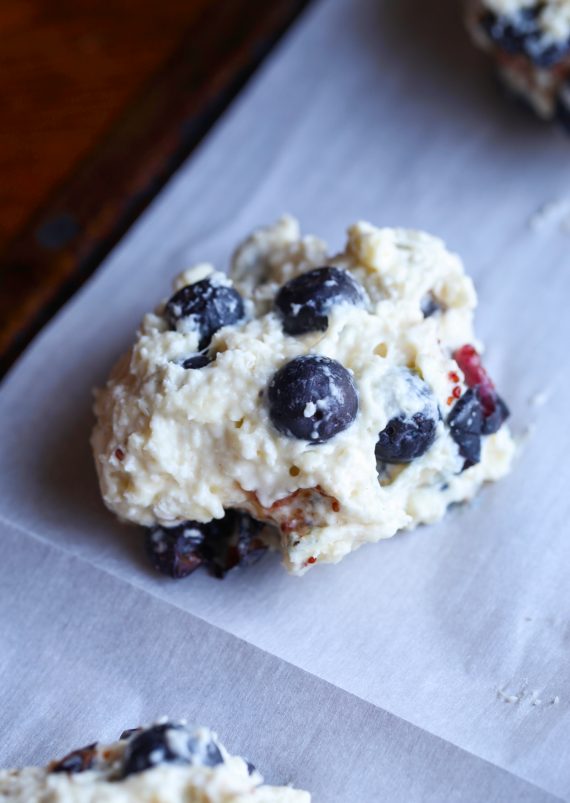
[481,392,510,435]
[447,387,485,469]
[165,278,245,350]
[482,8,570,67]
[481,8,538,54]
[182,353,212,369]
[375,375,438,463]
[268,355,359,443]
[50,744,97,774]
[145,522,208,579]
[531,38,570,68]
[122,723,223,778]
[275,266,367,335]
[375,413,437,464]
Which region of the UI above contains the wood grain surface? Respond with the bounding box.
[0,0,310,377]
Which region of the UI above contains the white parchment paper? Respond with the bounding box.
[1,0,570,799]
[0,520,556,802]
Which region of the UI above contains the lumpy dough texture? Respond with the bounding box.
[92,217,515,575]
[0,722,309,803]
[465,0,570,122]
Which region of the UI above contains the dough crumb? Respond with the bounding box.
[497,689,521,704]
[498,684,560,709]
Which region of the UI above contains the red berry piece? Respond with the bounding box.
[454,345,491,391]
[454,345,509,434]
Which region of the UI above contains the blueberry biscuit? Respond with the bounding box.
[92,217,514,576]
[0,721,309,802]
[465,0,570,126]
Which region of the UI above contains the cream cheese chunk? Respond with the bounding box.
[92,217,514,575]
[0,723,309,803]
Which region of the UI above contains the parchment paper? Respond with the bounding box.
[1,519,557,802]
[1,0,570,799]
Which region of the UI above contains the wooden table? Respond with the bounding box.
[0,0,310,377]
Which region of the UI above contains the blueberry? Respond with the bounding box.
[275,266,367,335]
[182,353,212,370]
[201,511,267,578]
[122,723,223,778]
[481,391,510,435]
[235,513,268,568]
[453,345,510,434]
[146,522,208,579]
[50,744,97,774]
[146,512,267,580]
[375,413,437,464]
[195,511,266,579]
[186,732,224,769]
[532,39,570,68]
[120,728,143,741]
[447,387,484,468]
[165,278,245,350]
[268,355,359,443]
[482,8,570,67]
[375,375,438,464]
[481,8,538,55]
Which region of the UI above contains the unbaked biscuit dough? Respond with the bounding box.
[92,217,514,576]
[465,0,570,123]
[483,0,570,40]
[0,723,309,803]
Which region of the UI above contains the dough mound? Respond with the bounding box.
[465,0,570,124]
[92,217,514,575]
[0,721,309,803]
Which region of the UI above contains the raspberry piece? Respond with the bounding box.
[454,345,496,415]
[454,344,492,389]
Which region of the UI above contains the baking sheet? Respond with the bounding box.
[1,0,570,798]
